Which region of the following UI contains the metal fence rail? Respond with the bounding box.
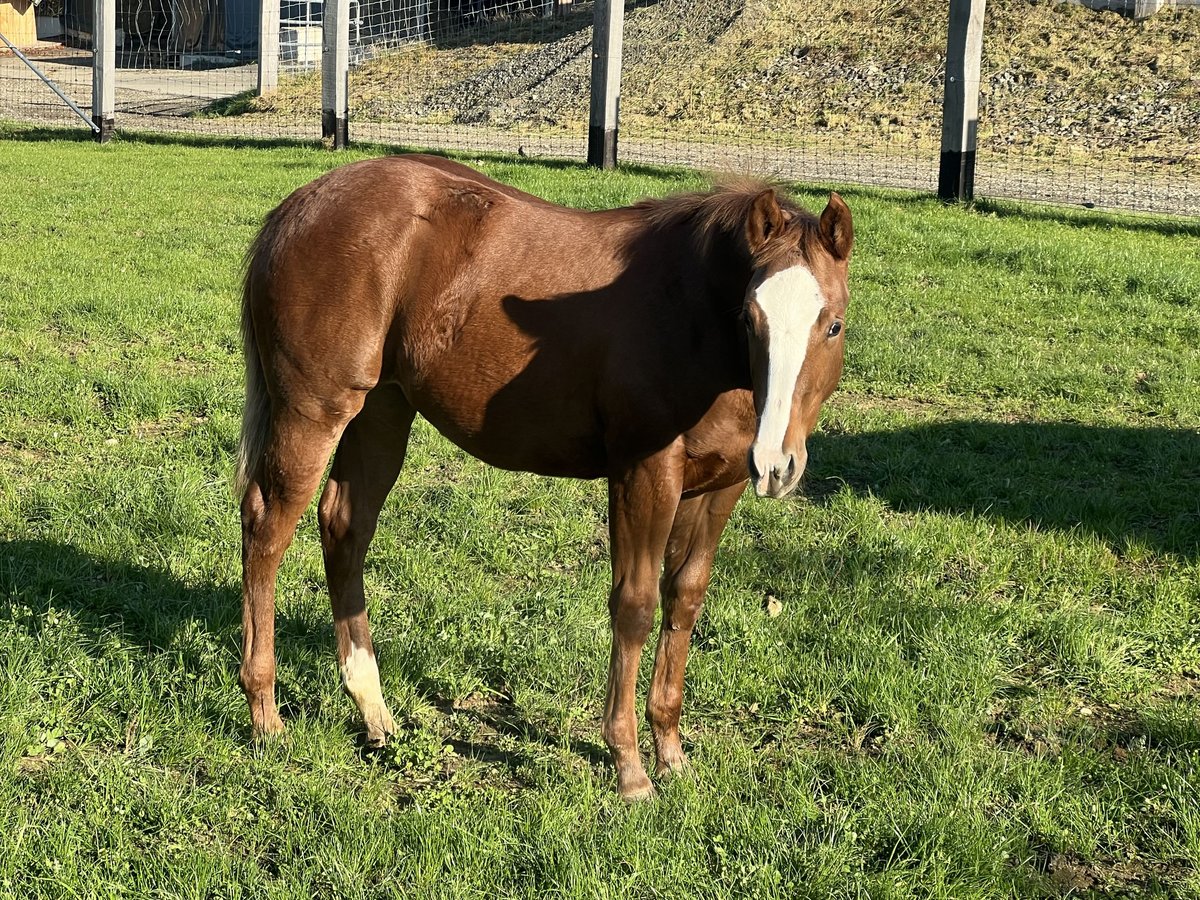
[2,0,1196,217]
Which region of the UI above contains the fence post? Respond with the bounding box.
[91,0,114,142]
[587,0,624,169]
[322,0,350,148]
[938,0,986,202]
[258,0,279,95]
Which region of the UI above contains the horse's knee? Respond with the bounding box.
[319,480,378,581]
[317,480,349,546]
[609,583,658,643]
[662,568,708,630]
[646,681,682,725]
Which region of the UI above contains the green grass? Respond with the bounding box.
[1,125,1198,899]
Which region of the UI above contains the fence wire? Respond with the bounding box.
[346,0,591,158]
[0,0,92,130]
[616,0,941,190]
[2,0,1196,216]
[975,0,1199,213]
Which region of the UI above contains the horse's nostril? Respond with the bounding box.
[785,455,796,479]
[748,453,762,482]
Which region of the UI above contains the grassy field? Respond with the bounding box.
[0,126,1198,899]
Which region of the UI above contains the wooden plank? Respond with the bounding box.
[0,0,39,46]
[322,0,350,148]
[258,0,280,95]
[587,0,624,169]
[91,0,115,142]
[938,0,986,202]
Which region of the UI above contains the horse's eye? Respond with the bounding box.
[828,321,843,338]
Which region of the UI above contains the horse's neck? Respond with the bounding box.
[690,228,753,314]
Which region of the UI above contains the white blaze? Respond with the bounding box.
[752,264,825,460]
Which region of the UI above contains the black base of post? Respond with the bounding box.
[322,111,349,149]
[92,115,114,144]
[587,125,617,169]
[938,150,976,202]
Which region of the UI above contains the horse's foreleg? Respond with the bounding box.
[241,409,347,739]
[317,384,415,748]
[603,445,684,801]
[647,481,746,777]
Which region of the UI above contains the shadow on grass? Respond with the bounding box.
[0,538,273,738]
[806,420,1200,559]
[0,123,98,144]
[0,537,612,774]
[428,694,610,769]
[972,197,1200,239]
[0,122,323,151]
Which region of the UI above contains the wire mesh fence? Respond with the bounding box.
[615,1,942,190]
[0,0,93,129]
[974,0,1199,213]
[100,0,319,139]
[2,0,1196,216]
[345,0,592,158]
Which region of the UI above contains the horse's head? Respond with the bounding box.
[741,189,853,499]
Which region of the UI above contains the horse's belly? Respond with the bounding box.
[402,376,608,480]
[393,298,612,478]
[431,415,608,479]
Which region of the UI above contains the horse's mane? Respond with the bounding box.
[632,179,821,264]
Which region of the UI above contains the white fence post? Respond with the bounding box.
[322,0,350,147]
[587,0,624,169]
[938,0,986,201]
[91,0,115,142]
[258,0,280,95]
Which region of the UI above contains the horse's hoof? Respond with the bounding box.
[619,774,657,803]
[654,752,690,778]
[251,713,286,741]
[364,706,397,749]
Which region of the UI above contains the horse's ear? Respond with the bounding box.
[820,192,853,261]
[746,189,786,255]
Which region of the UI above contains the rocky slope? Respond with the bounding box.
[249,0,1199,165]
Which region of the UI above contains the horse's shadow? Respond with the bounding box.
[721,417,1199,755]
[0,539,269,739]
[0,535,606,776]
[805,419,1199,559]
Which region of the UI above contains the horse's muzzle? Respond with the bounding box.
[748,447,806,499]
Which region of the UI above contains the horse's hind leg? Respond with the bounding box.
[317,384,415,748]
[647,481,745,777]
[241,407,350,738]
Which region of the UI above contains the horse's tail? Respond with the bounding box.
[234,237,272,499]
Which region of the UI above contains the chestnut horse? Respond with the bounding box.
[236,154,853,800]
